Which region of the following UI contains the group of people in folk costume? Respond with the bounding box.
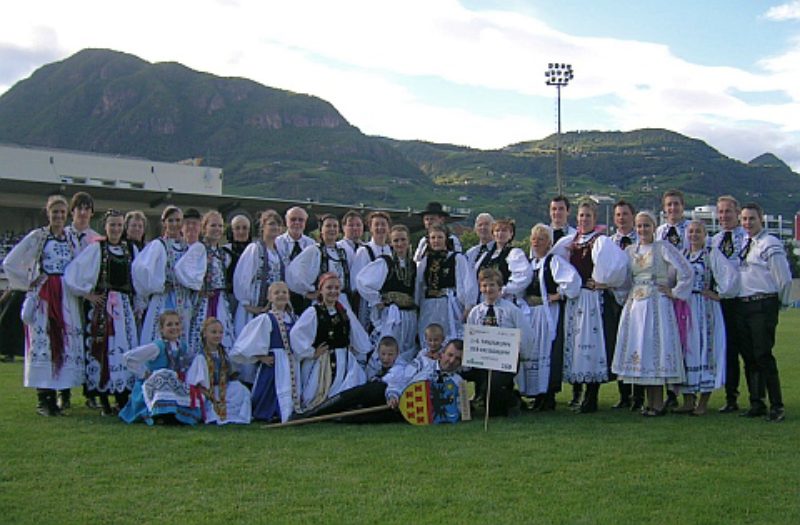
[2,187,792,425]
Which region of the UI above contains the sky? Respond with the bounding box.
[2,0,800,170]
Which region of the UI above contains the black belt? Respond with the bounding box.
[739,293,778,303]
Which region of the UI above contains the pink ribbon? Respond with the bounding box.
[672,299,691,354]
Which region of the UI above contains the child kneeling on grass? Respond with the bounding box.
[119,310,201,425]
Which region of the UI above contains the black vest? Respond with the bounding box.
[478,245,512,284]
[100,242,133,294]
[424,252,456,296]
[525,254,558,298]
[317,244,350,292]
[312,304,351,349]
[380,255,416,296]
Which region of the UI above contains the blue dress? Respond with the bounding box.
[119,340,202,425]
[250,313,295,422]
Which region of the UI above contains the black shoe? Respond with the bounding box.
[766,407,785,423]
[630,399,644,412]
[612,399,631,409]
[85,397,99,410]
[718,403,739,413]
[578,399,598,414]
[531,396,545,411]
[57,390,72,411]
[739,407,768,418]
[664,396,679,409]
[38,391,61,416]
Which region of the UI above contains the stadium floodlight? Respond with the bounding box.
[545,63,574,195]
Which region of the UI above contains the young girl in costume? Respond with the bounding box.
[415,225,475,343]
[132,206,191,345]
[612,211,693,417]
[356,224,419,358]
[675,220,739,415]
[119,310,201,425]
[187,317,251,425]
[290,273,370,413]
[175,211,235,358]
[65,209,138,415]
[231,282,302,423]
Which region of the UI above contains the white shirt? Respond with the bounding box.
[276,232,314,264]
[466,298,534,360]
[65,225,100,255]
[656,219,690,251]
[383,355,463,401]
[737,230,792,306]
[710,226,746,261]
[611,229,638,249]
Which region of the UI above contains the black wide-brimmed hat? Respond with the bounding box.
[417,202,450,217]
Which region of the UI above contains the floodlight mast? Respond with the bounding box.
[545,63,574,196]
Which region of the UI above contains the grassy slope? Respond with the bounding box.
[1,311,799,524]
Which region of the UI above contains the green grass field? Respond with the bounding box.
[1,311,799,524]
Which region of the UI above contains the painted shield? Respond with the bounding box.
[399,379,470,425]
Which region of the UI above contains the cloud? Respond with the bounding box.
[764,1,800,21]
[0,26,62,90]
[0,0,798,170]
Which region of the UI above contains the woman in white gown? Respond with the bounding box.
[290,273,370,412]
[612,211,693,417]
[175,211,235,358]
[186,317,251,425]
[675,220,740,415]
[2,195,83,416]
[64,209,138,415]
[552,199,628,413]
[516,224,580,409]
[132,206,191,346]
[356,224,418,357]
[416,225,476,343]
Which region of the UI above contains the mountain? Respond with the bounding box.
[749,153,792,172]
[0,48,436,205]
[385,128,800,222]
[0,48,798,227]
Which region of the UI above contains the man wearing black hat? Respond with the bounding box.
[182,208,202,245]
[413,202,462,263]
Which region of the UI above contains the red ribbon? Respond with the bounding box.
[189,384,206,416]
[38,276,67,377]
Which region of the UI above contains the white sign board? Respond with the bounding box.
[463,324,521,373]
